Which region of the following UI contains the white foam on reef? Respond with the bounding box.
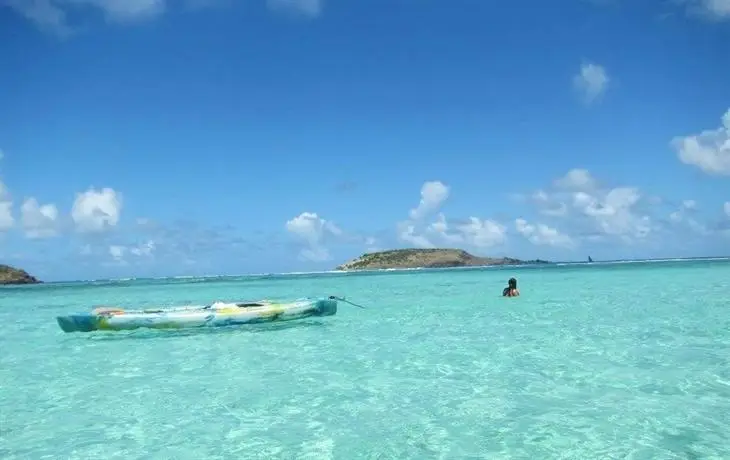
[554,256,730,267]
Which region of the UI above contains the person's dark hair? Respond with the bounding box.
[508,278,517,289]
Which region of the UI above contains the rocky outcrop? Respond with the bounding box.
[0,264,41,285]
[335,248,550,271]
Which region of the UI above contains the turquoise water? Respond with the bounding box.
[2,260,730,459]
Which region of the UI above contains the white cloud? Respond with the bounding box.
[266,0,322,17]
[285,211,341,261]
[703,0,730,17]
[671,108,730,176]
[397,180,454,248]
[0,178,13,231]
[397,182,507,250]
[575,187,651,239]
[409,181,449,221]
[0,201,13,231]
[668,199,709,235]
[725,201,730,217]
[4,0,165,35]
[109,245,126,261]
[682,199,697,210]
[399,223,435,248]
[71,187,122,233]
[573,63,609,104]
[515,218,574,248]
[553,168,597,191]
[670,199,699,225]
[679,0,730,19]
[20,197,59,239]
[532,190,568,216]
[130,240,155,256]
[456,217,507,248]
[106,240,156,264]
[425,214,507,249]
[7,0,324,34]
[529,169,654,243]
[4,0,71,35]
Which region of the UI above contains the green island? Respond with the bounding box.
[0,264,41,285]
[335,248,550,271]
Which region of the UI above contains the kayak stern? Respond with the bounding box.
[57,314,99,333]
[313,298,338,317]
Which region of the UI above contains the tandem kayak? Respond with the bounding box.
[56,297,338,333]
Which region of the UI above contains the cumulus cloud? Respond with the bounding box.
[454,217,507,248]
[0,203,13,231]
[130,240,156,256]
[409,181,449,221]
[573,63,609,104]
[0,179,13,231]
[530,190,568,217]
[399,223,435,248]
[526,169,655,244]
[107,240,156,264]
[554,168,598,191]
[668,199,708,235]
[397,181,507,250]
[285,211,342,261]
[20,197,59,239]
[71,187,122,233]
[108,244,126,261]
[671,108,730,176]
[515,218,574,248]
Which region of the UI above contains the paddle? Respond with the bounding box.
[328,295,367,309]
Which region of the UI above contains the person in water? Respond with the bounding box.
[502,277,520,297]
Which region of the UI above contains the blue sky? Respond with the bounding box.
[1,0,729,281]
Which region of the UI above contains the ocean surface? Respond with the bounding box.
[1,259,730,459]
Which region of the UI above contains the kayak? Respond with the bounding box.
[56,297,338,333]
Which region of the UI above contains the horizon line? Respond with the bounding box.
[9,254,730,285]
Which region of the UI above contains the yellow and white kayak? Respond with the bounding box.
[56,297,338,333]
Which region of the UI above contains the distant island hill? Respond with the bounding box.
[0,264,41,285]
[335,248,550,271]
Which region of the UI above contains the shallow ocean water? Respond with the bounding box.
[1,260,730,459]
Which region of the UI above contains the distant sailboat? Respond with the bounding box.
[588,256,593,263]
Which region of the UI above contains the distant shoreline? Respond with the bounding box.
[4,255,730,286]
[0,264,41,286]
[334,248,550,271]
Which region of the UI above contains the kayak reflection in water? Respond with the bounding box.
[502,277,520,297]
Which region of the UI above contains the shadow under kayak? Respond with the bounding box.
[56,297,338,333]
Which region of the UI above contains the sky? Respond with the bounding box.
[0,0,729,281]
